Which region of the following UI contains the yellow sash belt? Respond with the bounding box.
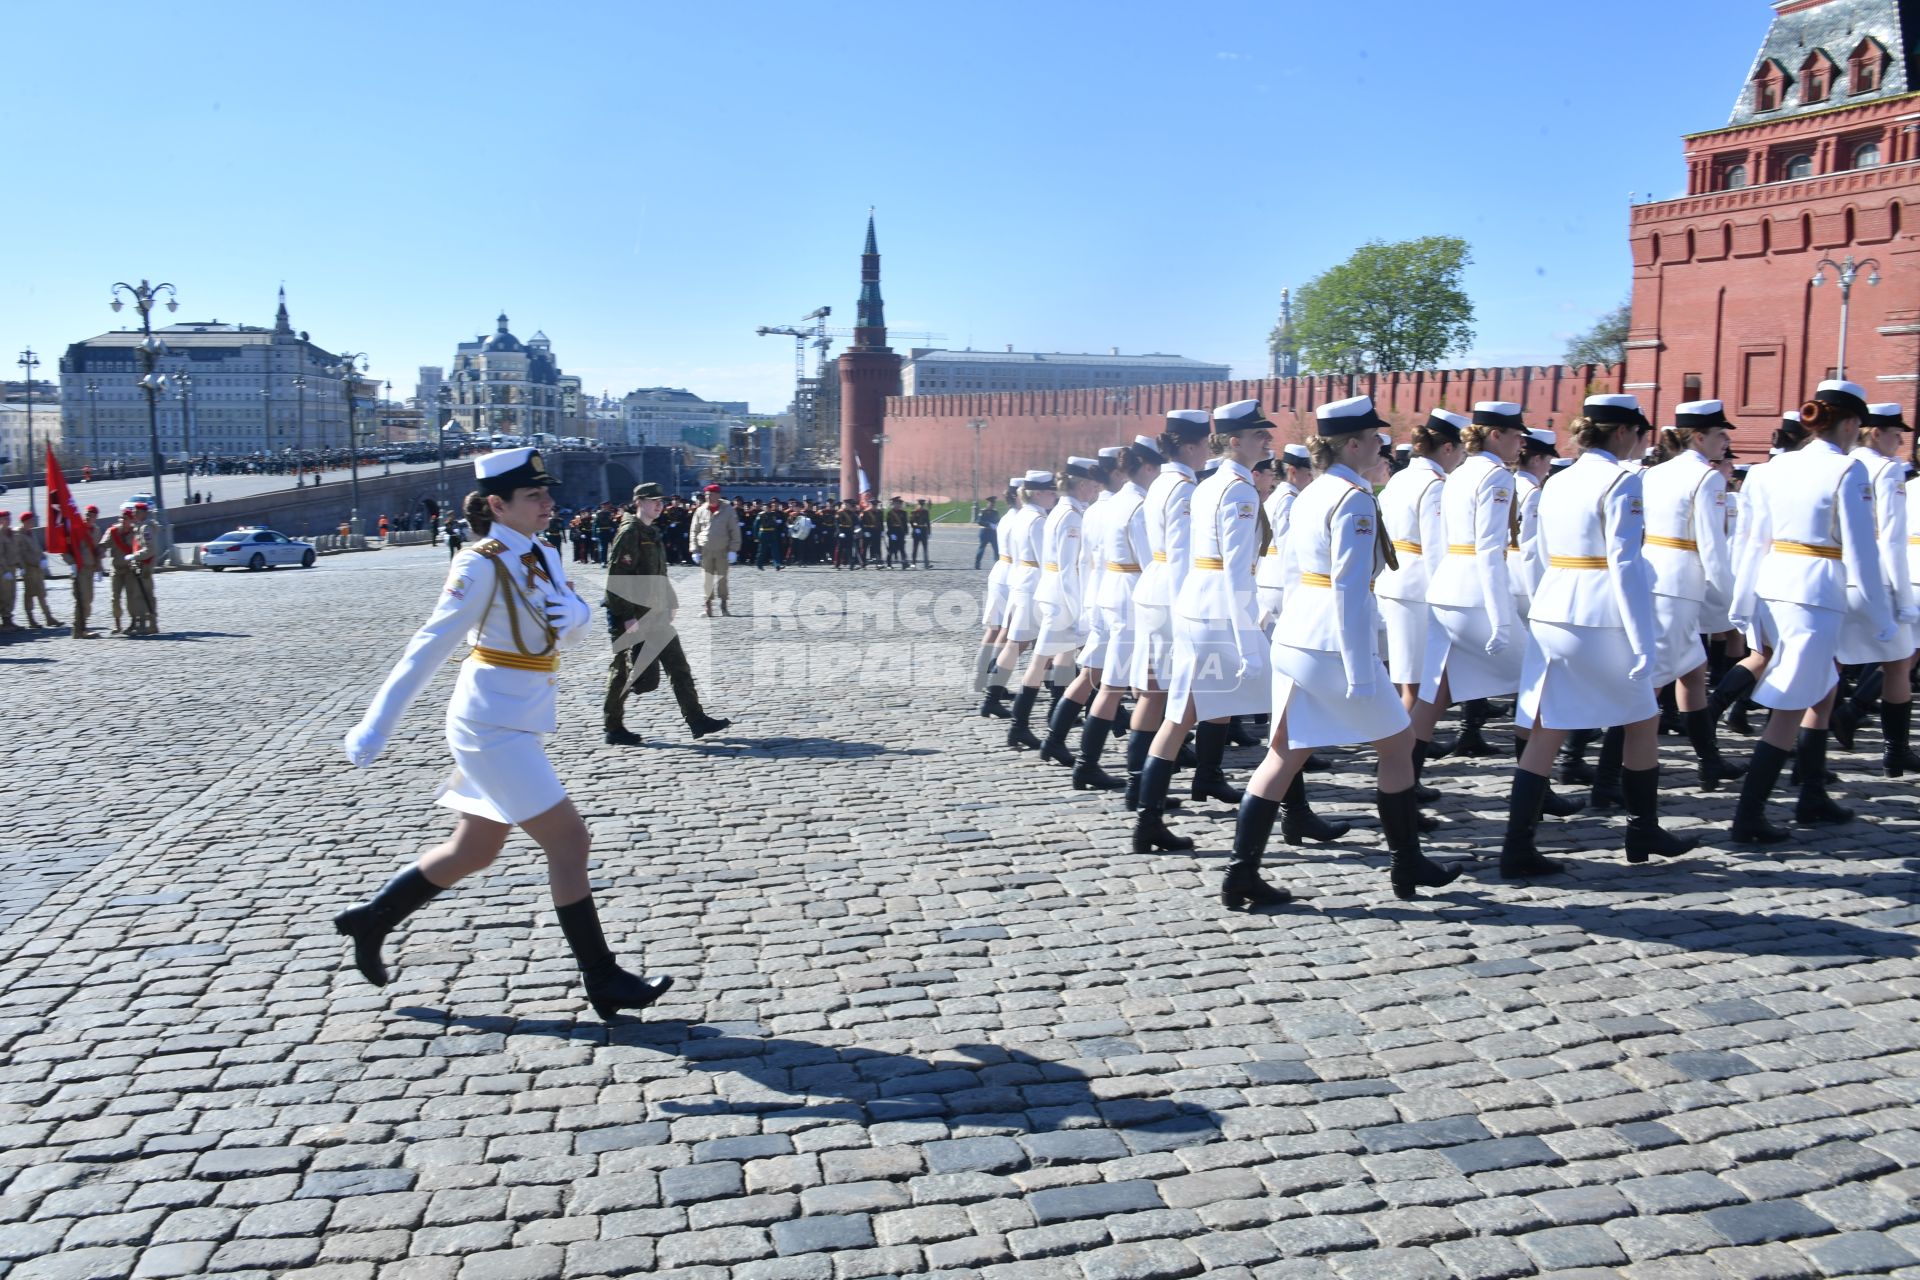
[470,645,560,672]
[1772,540,1841,560]
[1549,555,1608,570]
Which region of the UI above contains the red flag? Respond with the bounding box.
[44,445,86,556]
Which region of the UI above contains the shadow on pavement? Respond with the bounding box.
[387,1011,1225,1148]
[654,736,937,760]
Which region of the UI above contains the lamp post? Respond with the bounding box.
[967,417,987,518]
[260,384,272,468]
[85,379,99,475]
[175,372,199,502]
[1812,254,1882,380]
[383,379,392,474]
[292,375,306,485]
[436,383,452,521]
[331,352,369,536]
[110,280,180,533]
[17,347,39,523]
[868,432,889,500]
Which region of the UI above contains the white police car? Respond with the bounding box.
[202,527,316,571]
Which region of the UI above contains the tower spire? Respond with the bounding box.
[273,284,292,335]
[854,209,888,348]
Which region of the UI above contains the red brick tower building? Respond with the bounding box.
[1628,0,1920,450]
[838,213,903,499]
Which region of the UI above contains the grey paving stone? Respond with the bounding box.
[1514,1224,1629,1270]
[658,1163,744,1205]
[453,1246,564,1280]
[926,1137,1028,1175]
[1019,1131,1129,1166]
[1444,1136,1562,1174]
[1356,1117,1492,1154]
[1027,1181,1163,1225]
[770,1213,875,1256]
[130,1242,216,1278]
[1793,1230,1918,1276]
[1703,1201,1834,1247]
[1075,1240,1203,1280]
[1617,1172,1748,1214]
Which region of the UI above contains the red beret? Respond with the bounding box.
[84,505,99,514]
[17,512,34,522]
[0,510,10,518]
[704,484,722,493]
[132,503,149,511]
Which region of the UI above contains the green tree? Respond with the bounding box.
[1564,298,1631,367]
[1294,236,1475,374]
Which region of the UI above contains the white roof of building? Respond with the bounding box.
[907,349,1228,369]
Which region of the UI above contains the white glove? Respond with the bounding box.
[1898,606,1920,625]
[1233,658,1249,683]
[727,551,737,564]
[1876,620,1899,644]
[545,593,590,632]
[343,719,388,769]
[1729,614,1750,633]
[1627,653,1652,681]
[1346,675,1376,700]
[1485,626,1511,657]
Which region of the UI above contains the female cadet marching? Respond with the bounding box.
[1125,411,1211,826]
[1073,438,1163,793]
[336,448,675,1021]
[974,477,1025,717]
[1830,403,1920,771]
[1039,449,1130,767]
[1728,380,1895,842]
[1226,395,1462,907]
[1642,401,1743,789]
[987,472,1056,722]
[1254,443,1313,633]
[1501,395,1698,878]
[1015,457,1102,751]
[1376,410,1465,721]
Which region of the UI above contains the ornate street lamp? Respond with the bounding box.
[292,375,307,485]
[16,347,39,523]
[109,279,180,535]
[1812,254,1883,380]
[331,352,370,536]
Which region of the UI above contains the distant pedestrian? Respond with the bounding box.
[446,519,465,558]
[378,513,391,541]
[689,484,741,616]
[911,498,933,567]
[14,513,57,628]
[974,497,1001,569]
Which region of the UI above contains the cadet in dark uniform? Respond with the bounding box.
[603,482,733,746]
[911,498,933,566]
[885,497,910,568]
[861,502,884,566]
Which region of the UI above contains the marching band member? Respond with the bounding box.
[1502,395,1698,877]
[1040,449,1130,767]
[975,478,1025,717]
[336,448,675,1021]
[990,471,1057,738]
[1077,437,1163,792]
[1727,381,1893,843]
[1228,395,1461,906]
[1831,404,1920,771]
[1023,457,1103,754]
[1377,410,1464,726]
[1127,412,1211,837]
[1643,402,1743,789]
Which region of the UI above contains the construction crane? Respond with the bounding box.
[756,307,833,454]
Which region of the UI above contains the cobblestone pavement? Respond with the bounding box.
[2,527,1919,1280]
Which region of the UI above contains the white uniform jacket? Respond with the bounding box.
[1276,463,1384,691]
[1080,489,1112,628]
[1426,453,1519,628]
[1908,468,1920,585]
[1527,448,1658,657]
[1032,494,1088,622]
[1254,480,1299,598]
[1510,469,1544,605]
[1641,449,1733,612]
[1097,482,1151,616]
[357,522,595,743]
[1375,457,1445,604]
[1133,463,1197,610]
[1001,504,1047,603]
[1731,438,1889,627]
[1174,460,1261,626]
[1852,446,1918,622]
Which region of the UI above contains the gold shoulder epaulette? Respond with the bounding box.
[471,539,507,558]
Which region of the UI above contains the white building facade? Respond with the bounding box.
[900,347,1230,396]
[447,314,567,440]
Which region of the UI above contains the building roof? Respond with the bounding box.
[1728,0,1917,126]
[905,349,1229,369]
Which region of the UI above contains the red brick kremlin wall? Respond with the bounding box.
[880,365,1621,503]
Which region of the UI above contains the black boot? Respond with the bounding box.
[1831,667,1884,751]
[1175,735,1199,770]
[1380,787,1461,900]
[1710,663,1756,719]
[1684,707,1744,790]
[1794,728,1853,826]
[1222,793,1292,909]
[1884,701,1920,778]
[1517,734,1587,817]
[687,713,732,739]
[1111,702,1131,736]
[1500,769,1563,879]
[668,664,731,738]
[1410,739,1442,805]
[1123,729,1151,810]
[1558,729,1596,786]
[1658,683,1684,736]
[604,727,643,747]
[1729,739,1793,845]
[1452,699,1498,756]
[1040,695,1084,767]
[1006,685,1043,750]
[334,866,445,988]
[978,683,1011,719]
[554,895,673,1021]
[1301,752,1333,772]
[1589,726,1626,809]
[1132,755,1194,853]
[1072,716,1124,791]
[1281,772,1350,844]
[1725,694,1755,736]
[1227,716,1262,748]
[1623,766,1699,863]
[1188,722,1243,806]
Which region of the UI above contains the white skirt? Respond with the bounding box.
[1093,601,1133,679]
[1420,603,1523,703]
[1836,588,1913,664]
[1004,588,1041,643]
[980,563,1011,628]
[1271,642,1407,749]
[1034,599,1086,657]
[1756,599,1843,709]
[1129,601,1175,691]
[1255,585,1284,634]
[1078,601,1112,668]
[1167,615,1270,720]
[437,718,567,825]
[1517,621,1657,732]
[1379,595,1429,686]
[1651,593,1709,688]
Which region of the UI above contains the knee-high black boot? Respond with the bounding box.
[1623,766,1699,862]
[978,671,1012,719]
[1729,739,1792,844]
[555,895,673,1021]
[1007,685,1043,750]
[1684,707,1745,790]
[1499,769,1562,879]
[334,866,446,988]
[1189,722,1243,805]
[1658,683,1684,736]
[1123,729,1152,810]
[1072,716,1124,791]
[1558,728,1596,786]
[1040,695,1084,767]
[1794,728,1853,825]
[1710,663,1757,717]
[1453,698,1497,756]
[1832,666,1885,750]
[1590,726,1626,809]
[1227,715,1262,748]
[1132,755,1194,853]
[1518,734,1587,817]
[1380,787,1461,900]
[1223,792,1291,909]
[1410,739,1442,804]
[1110,701,1131,736]
[1884,701,1920,778]
[1281,772,1350,844]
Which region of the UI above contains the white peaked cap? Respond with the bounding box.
[1782,412,1801,422]
[1550,457,1574,469]
[1132,434,1160,450]
[1008,476,1025,488]
[474,446,537,479]
[1769,447,1784,456]
[1167,409,1210,425]
[1213,399,1262,421]
[1818,379,1867,399]
[1097,446,1127,459]
[1377,431,1393,447]
[1582,394,1640,412]
[1023,469,1055,483]
[1870,402,1904,417]
[1675,400,1724,417]
[1282,443,1312,465]
[1317,395,1375,420]
[1476,401,1524,416]
[1430,409,1470,430]
[1527,429,1557,447]
[1394,442,1412,453]
[1067,456,1100,470]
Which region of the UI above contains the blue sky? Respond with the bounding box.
[5,1,1766,414]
